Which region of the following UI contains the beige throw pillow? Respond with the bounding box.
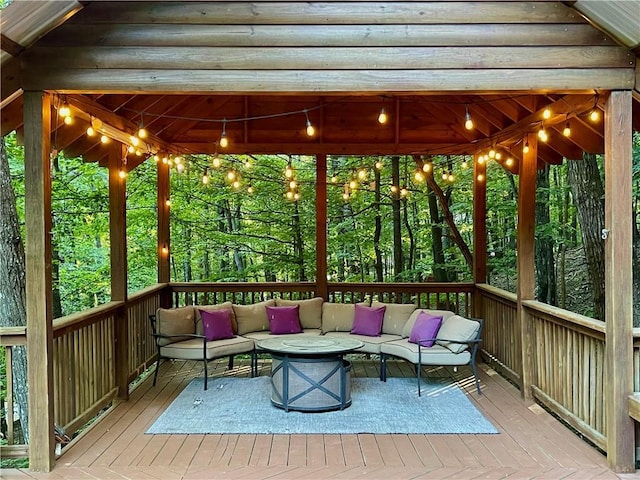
[155,306,195,346]
[436,315,481,353]
[371,301,416,336]
[321,303,355,333]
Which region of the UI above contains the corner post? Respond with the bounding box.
[109,144,129,400]
[24,90,55,471]
[473,153,487,318]
[316,154,328,300]
[517,134,537,401]
[604,90,634,472]
[157,158,171,307]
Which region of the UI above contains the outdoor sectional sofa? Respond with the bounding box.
[150,297,483,394]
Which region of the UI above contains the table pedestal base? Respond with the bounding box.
[270,355,352,412]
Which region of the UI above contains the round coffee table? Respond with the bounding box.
[257,336,364,412]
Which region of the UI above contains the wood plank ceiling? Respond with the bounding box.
[1,1,639,171]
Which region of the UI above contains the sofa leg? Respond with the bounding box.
[380,354,386,381]
[204,360,208,391]
[153,357,161,387]
[417,362,421,397]
[228,355,234,370]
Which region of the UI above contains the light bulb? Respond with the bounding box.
[342,192,349,201]
[477,174,485,182]
[523,142,530,154]
[448,173,454,182]
[227,170,236,181]
[414,171,425,182]
[86,126,96,136]
[357,169,367,180]
[59,103,70,117]
[422,162,432,173]
[130,135,140,147]
[375,161,384,170]
[286,190,294,200]
[100,135,109,144]
[212,156,221,168]
[543,108,551,119]
[118,169,127,179]
[289,180,297,189]
[244,160,252,169]
[390,185,398,193]
[563,122,571,137]
[285,164,293,178]
[377,107,388,124]
[128,145,135,153]
[400,187,408,197]
[349,179,357,190]
[294,192,300,201]
[248,185,254,194]
[161,245,169,255]
[138,127,147,139]
[153,155,160,162]
[162,156,169,164]
[330,175,338,183]
[232,180,241,189]
[306,120,315,137]
[477,156,485,165]
[589,109,600,122]
[202,170,210,184]
[176,163,185,173]
[91,117,103,130]
[442,171,448,180]
[537,126,546,140]
[219,133,228,148]
[174,156,182,164]
[488,148,495,159]
[461,160,468,169]
[506,157,514,167]
[464,105,473,130]
[63,116,73,125]
[165,199,171,207]
[495,152,502,160]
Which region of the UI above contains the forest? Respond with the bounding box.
[1,131,639,449]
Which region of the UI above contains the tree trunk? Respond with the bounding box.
[567,153,605,320]
[0,137,29,443]
[391,156,403,280]
[292,200,306,281]
[402,197,415,277]
[373,167,383,282]
[427,183,446,282]
[555,168,568,309]
[535,165,556,305]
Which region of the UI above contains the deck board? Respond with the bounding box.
[6,357,635,480]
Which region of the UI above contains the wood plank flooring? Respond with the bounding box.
[3,357,638,480]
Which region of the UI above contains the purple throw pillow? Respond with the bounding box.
[409,312,443,347]
[200,309,234,341]
[351,304,385,337]
[266,305,302,335]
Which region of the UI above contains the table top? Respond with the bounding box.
[257,336,364,355]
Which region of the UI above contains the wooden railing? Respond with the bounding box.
[170,281,317,306]
[0,326,28,457]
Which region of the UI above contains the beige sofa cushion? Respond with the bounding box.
[321,303,356,332]
[195,302,237,335]
[401,309,456,338]
[436,315,481,354]
[233,299,275,335]
[276,297,324,329]
[160,336,254,360]
[155,306,195,346]
[244,328,322,342]
[380,339,471,365]
[324,331,401,354]
[371,301,416,336]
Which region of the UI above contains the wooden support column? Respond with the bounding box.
[109,144,129,400]
[24,91,55,471]
[517,135,537,401]
[603,90,634,472]
[316,154,328,300]
[157,159,170,306]
[473,153,487,317]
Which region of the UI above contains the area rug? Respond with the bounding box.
[147,376,498,435]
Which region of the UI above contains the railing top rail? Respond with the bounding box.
[53,300,123,337]
[522,299,606,334]
[475,283,518,302]
[169,282,317,293]
[328,282,474,293]
[0,326,27,346]
[128,283,167,303]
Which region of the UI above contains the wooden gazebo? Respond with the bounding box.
[1,0,639,474]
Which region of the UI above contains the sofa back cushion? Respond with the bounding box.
[321,303,355,332]
[371,301,416,336]
[195,302,237,335]
[402,308,455,338]
[275,297,323,329]
[233,299,276,335]
[155,306,195,346]
[436,315,481,353]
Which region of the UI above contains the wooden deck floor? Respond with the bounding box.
[3,357,638,480]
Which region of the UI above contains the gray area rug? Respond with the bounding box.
[147,376,498,435]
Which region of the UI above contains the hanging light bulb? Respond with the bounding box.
[285,162,293,178]
[390,185,398,194]
[563,120,571,137]
[447,171,454,182]
[495,152,502,161]
[543,107,552,120]
[461,160,468,169]
[100,135,109,144]
[227,170,236,181]
[118,169,127,179]
[86,125,96,137]
[464,104,473,130]
[161,156,169,164]
[442,171,448,181]
[59,101,71,118]
[127,145,135,154]
[357,168,367,180]
[506,157,514,167]
[422,161,432,173]
[248,183,254,194]
[477,156,485,165]
[153,155,160,163]
[304,109,315,137]
[161,244,169,255]
[400,186,408,197]
[165,198,171,207]
[523,141,530,154]
[477,173,485,182]
[342,192,350,201]
[176,163,185,173]
[219,120,228,148]
[138,119,147,139]
[289,180,297,189]
[244,160,252,169]
[63,116,73,125]
[294,192,301,201]
[349,179,358,190]
[414,170,425,182]
[232,179,241,190]
[375,160,384,170]
[378,106,388,124]
[129,135,140,147]
[286,190,294,200]
[330,174,338,184]
[202,169,210,185]
[212,156,222,168]
[589,108,600,122]
[91,117,103,130]
[538,124,548,142]
[488,148,496,159]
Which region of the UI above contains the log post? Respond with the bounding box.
[517,134,537,401]
[157,158,171,307]
[603,90,634,472]
[24,90,55,471]
[109,144,129,400]
[316,154,328,300]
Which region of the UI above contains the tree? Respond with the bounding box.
[535,165,556,305]
[0,136,29,443]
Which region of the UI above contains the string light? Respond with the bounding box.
[100,135,109,144]
[505,157,514,167]
[285,162,293,178]
[477,156,485,165]
[330,174,338,183]
[59,101,71,118]
[286,190,294,200]
[304,110,315,137]
[161,244,169,255]
[589,108,600,122]
[176,163,185,173]
[294,192,301,201]
[488,148,496,159]
[137,116,147,139]
[495,152,502,161]
[202,169,210,185]
[447,171,454,182]
[400,186,409,197]
[349,178,358,190]
[477,173,485,182]
[390,185,398,194]
[442,171,448,181]
[563,119,571,137]
[289,180,297,189]
[227,170,237,181]
[165,198,171,207]
[523,140,530,154]
[86,125,96,137]
[543,107,552,119]
[422,161,432,173]
[357,168,367,180]
[464,104,473,130]
[118,169,127,179]
[461,160,468,169]
[414,170,425,182]
[232,179,241,190]
[248,183,254,194]
[212,155,222,168]
[219,120,229,148]
[63,115,73,125]
[375,160,384,170]
[538,124,548,142]
[377,99,388,125]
